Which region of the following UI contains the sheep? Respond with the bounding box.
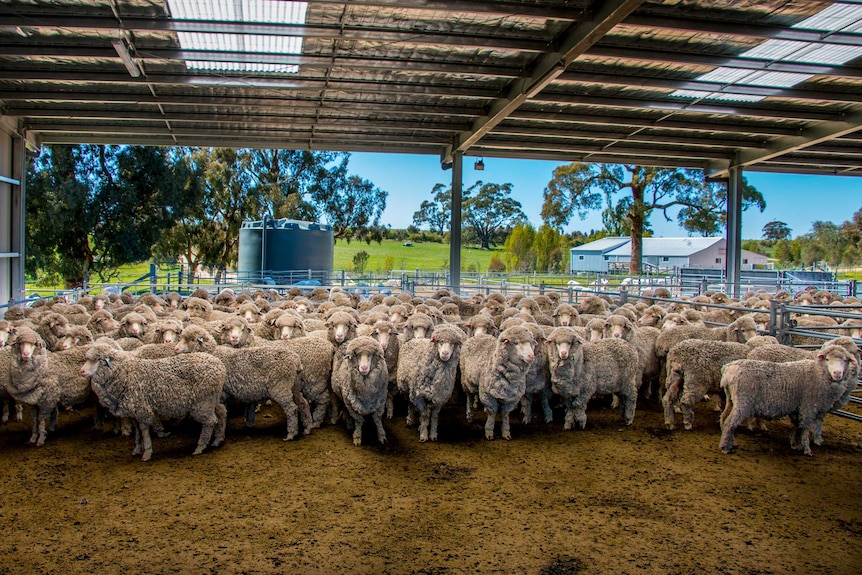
[459,332,498,423]
[552,303,578,327]
[400,312,434,342]
[463,314,498,338]
[578,296,610,316]
[718,344,858,456]
[150,319,184,344]
[81,343,227,461]
[655,315,759,361]
[603,315,661,393]
[0,345,24,424]
[662,339,765,431]
[477,325,536,441]
[360,319,400,419]
[216,316,257,348]
[6,327,55,445]
[52,325,94,352]
[35,312,69,351]
[273,312,307,341]
[0,320,12,347]
[330,336,389,446]
[117,311,150,341]
[520,322,552,425]
[584,318,605,342]
[174,325,310,441]
[397,324,466,442]
[545,327,639,430]
[86,310,121,337]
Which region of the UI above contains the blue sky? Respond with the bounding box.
[346,152,860,240]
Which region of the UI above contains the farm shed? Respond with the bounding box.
[1,0,861,302]
[572,237,768,273]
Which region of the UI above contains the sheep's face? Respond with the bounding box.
[604,321,629,340]
[552,339,573,360]
[471,324,487,337]
[432,338,458,362]
[557,312,574,327]
[93,298,106,311]
[90,313,120,333]
[122,316,146,338]
[13,338,42,362]
[390,312,404,324]
[45,316,69,337]
[373,326,393,350]
[412,325,428,340]
[329,319,353,344]
[661,315,687,331]
[0,325,11,347]
[295,303,309,315]
[586,323,603,342]
[819,348,857,382]
[157,326,180,344]
[174,332,206,354]
[504,337,535,364]
[352,350,377,375]
[220,322,249,347]
[54,334,74,351]
[241,308,260,323]
[733,325,757,342]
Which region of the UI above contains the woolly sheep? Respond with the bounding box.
[545,327,639,430]
[6,327,55,445]
[82,343,227,461]
[718,344,858,456]
[459,333,498,423]
[463,314,498,338]
[117,312,150,341]
[603,315,661,392]
[552,303,578,327]
[400,312,434,342]
[35,312,69,352]
[86,310,120,337]
[0,345,24,423]
[359,320,400,419]
[397,324,466,442]
[273,312,307,341]
[478,325,536,440]
[174,325,310,440]
[331,336,389,446]
[520,322,552,425]
[662,339,762,431]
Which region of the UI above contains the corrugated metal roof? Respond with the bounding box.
[604,237,724,257]
[570,237,631,253]
[0,0,859,177]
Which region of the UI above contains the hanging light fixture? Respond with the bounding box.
[112,39,141,78]
[474,157,485,171]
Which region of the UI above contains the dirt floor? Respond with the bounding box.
[0,393,860,575]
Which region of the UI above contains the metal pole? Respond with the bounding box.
[449,151,462,294]
[10,135,26,304]
[726,166,743,299]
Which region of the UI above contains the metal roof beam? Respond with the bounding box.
[623,15,862,47]
[708,109,862,178]
[586,45,862,79]
[0,15,548,52]
[307,0,587,20]
[441,0,645,166]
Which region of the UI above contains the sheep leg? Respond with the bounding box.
[28,406,39,444]
[429,405,443,442]
[500,402,516,441]
[372,412,387,445]
[415,397,431,443]
[610,394,620,410]
[329,394,343,426]
[139,423,154,462]
[541,388,553,424]
[719,408,743,454]
[484,397,499,440]
[292,386,312,436]
[48,406,58,432]
[520,394,533,425]
[272,390,300,441]
[33,407,50,447]
[2,401,9,423]
[243,403,257,428]
[812,418,825,446]
[309,399,327,429]
[385,389,395,420]
[132,422,143,456]
[562,398,576,431]
[465,392,475,423]
[14,403,23,422]
[344,406,364,446]
[621,394,637,426]
[211,403,227,448]
[405,403,417,428]
[662,372,683,430]
[192,410,217,457]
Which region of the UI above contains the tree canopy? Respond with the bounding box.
[541,163,765,273]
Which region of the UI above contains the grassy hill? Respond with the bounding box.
[332,239,501,273]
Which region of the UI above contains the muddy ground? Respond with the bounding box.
[0,394,860,575]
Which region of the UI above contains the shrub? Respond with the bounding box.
[353,250,370,273]
[382,255,395,273]
[488,254,506,272]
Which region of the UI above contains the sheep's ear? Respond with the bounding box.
[816,352,825,360]
[377,350,385,360]
[197,336,204,344]
[502,338,510,345]
[105,357,111,368]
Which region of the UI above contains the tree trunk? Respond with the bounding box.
[629,184,645,275]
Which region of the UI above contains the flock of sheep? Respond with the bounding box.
[0,283,859,461]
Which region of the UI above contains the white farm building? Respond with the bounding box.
[570,237,768,274]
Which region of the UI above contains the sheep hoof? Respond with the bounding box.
[502,432,512,441]
[563,422,573,431]
[156,431,171,438]
[192,447,205,456]
[142,450,153,462]
[283,434,296,442]
[664,423,674,431]
[720,446,736,455]
[302,428,312,436]
[485,432,494,440]
[211,438,223,448]
[353,438,362,446]
[683,423,693,431]
[543,415,553,424]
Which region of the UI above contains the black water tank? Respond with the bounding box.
[237,218,334,273]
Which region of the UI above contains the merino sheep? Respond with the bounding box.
[87,310,121,336]
[718,344,858,456]
[174,325,310,441]
[662,339,760,430]
[478,325,536,440]
[545,327,639,430]
[35,312,69,351]
[552,303,578,327]
[6,327,55,445]
[117,312,150,341]
[82,343,227,461]
[520,322,552,425]
[459,332,498,422]
[0,345,24,423]
[360,320,400,419]
[603,315,661,392]
[398,324,465,442]
[331,336,389,446]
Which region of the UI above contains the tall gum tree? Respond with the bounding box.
[541,163,764,274]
